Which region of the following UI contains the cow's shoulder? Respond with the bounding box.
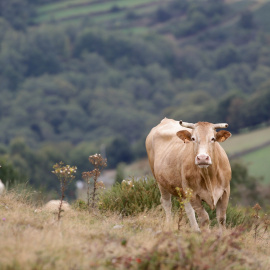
[152,118,187,141]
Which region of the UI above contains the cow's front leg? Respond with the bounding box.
[216,188,230,228]
[189,195,210,230]
[158,183,172,223]
[184,202,200,232]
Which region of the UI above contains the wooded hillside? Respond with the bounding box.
[0,0,270,191]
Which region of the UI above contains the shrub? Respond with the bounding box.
[204,202,251,227]
[99,176,253,228]
[72,199,88,211]
[136,229,258,269]
[109,229,260,269]
[99,176,160,215]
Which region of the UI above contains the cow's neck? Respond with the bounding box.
[198,162,218,209]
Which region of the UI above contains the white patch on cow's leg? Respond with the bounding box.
[158,184,172,223]
[161,196,172,223]
[184,202,200,232]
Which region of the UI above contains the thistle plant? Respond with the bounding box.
[52,162,77,221]
[252,203,261,241]
[175,187,193,230]
[251,203,270,241]
[82,154,107,211]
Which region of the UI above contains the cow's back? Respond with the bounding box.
[146,118,190,181]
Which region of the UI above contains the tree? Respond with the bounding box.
[106,137,133,168]
[239,11,255,29]
[215,45,240,69]
[0,0,34,30]
[155,8,171,22]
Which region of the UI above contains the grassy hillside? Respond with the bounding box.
[222,126,270,156]
[222,126,270,182]
[1,0,270,191]
[242,144,270,184]
[34,0,270,34]
[253,1,270,32]
[0,190,269,269]
[35,0,171,24]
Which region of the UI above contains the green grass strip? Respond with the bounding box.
[36,0,162,23]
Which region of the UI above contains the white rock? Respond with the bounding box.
[113,225,124,229]
[0,180,5,195]
[35,200,71,213]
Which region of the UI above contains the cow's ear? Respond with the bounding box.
[176,130,192,143]
[216,130,231,142]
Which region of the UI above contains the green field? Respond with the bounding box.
[227,0,257,12]
[254,2,270,32]
[35,0,165,23]
[34,0,270,36]
[241,144,270,184]
[222,126,270,156]
[37,0,96,13]
[222,126,270,183]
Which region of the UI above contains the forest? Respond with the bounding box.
[0,0,270,193]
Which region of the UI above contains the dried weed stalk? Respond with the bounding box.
[82,154,107,211]
[251,203,270,242]
[52,162,77,221]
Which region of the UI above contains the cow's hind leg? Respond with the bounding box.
[158,184,172,223]
[216,188,230,228]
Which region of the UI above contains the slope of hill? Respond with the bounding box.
[1,190,269,269]
[223,126,270,183]
[35,0,173,25]
[34,0,270,35]
[223,126,270,157]
[242,144,270,183]
[1,0,270,191]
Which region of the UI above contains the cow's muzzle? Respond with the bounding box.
[195,154,212,168]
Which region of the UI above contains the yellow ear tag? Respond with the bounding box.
[220,137,226,142]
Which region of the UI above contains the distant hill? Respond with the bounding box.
[34,0,270,35]
[223,126,270,183]
[0,0,270,191]
[35,0,173,27]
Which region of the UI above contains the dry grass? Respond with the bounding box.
[0,191,270,270]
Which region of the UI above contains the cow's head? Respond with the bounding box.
[176,121,231,168]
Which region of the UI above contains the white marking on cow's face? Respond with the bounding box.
[191,123,216,167]
[198,164,210,169]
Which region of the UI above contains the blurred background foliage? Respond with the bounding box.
[0,0,270,201]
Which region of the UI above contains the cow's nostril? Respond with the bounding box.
[196,155,211,164]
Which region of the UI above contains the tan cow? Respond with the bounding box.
[145,118,232,231]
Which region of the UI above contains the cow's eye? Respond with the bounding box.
[191,137,195,142]
[211,137,215,142]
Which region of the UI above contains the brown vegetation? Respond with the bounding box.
[0,191,270,269]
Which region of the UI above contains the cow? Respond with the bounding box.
[145,118,232,231]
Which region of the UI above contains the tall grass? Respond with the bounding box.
[0,184,269,269]
[99,176,252,228]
